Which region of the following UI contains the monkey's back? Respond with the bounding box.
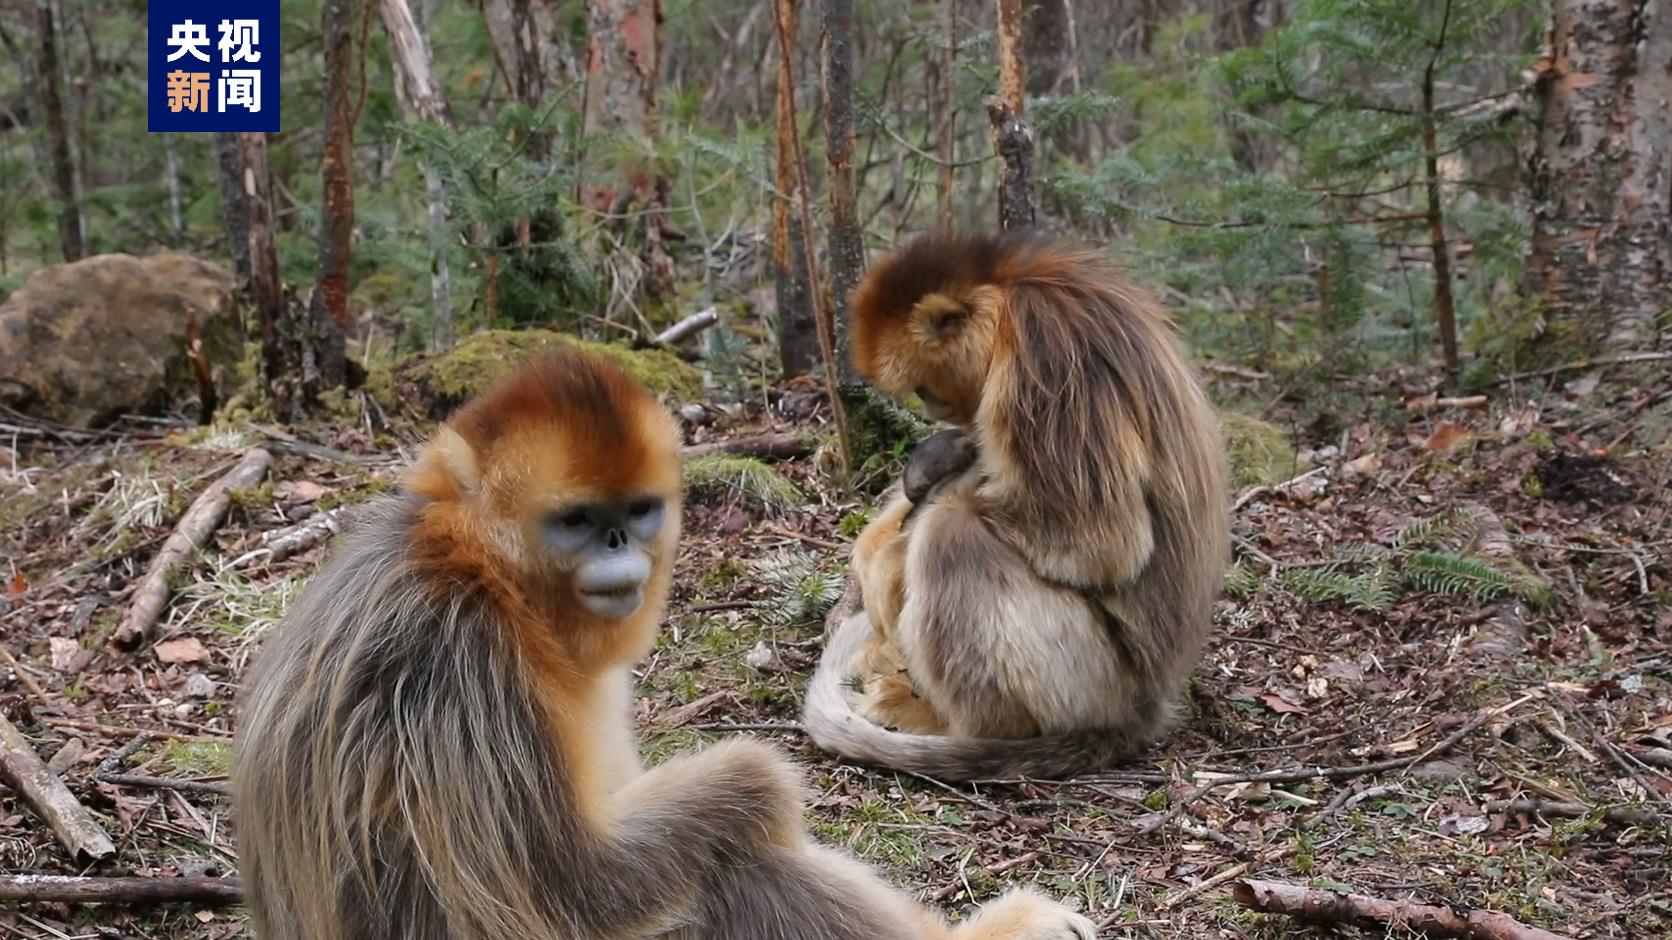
[233,496,581,939]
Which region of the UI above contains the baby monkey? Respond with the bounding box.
[233,348,1095,939]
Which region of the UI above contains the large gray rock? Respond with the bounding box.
[0,253,243,427]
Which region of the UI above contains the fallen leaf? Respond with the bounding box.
[6,571,26,599]
[1342,452,1382,480]
[1261,691,1308,715]
[276,480,329,503]
[1423,421,1470,452]
[48,637,93,675]
[154,636,210,665]
[1499,405,1540,436]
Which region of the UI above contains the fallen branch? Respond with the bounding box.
[1232,878,1574,940]
[1488,351,1672,387]
[231,506,357,569]
[97,772,232,797]
[1406,394,1489,411]
[0,715,115,863]
[0,874,244,905]
[1484,798,1658,827]
[680,432,811,461]
[0,644,50,703]
[111,447,272,650]
[652,306,720,346]
[1161,846,1297,910]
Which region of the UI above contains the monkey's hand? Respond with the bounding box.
[903,429,977,506]
[617,738,808,853]
[955,889,1096,940]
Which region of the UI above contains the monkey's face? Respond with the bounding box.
[540,495,668,619]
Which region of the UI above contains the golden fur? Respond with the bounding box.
[805,231,1231,779]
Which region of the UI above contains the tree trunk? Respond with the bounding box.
[582,0,673,303]
[1526,0,1672,350]
[822,0,863,387]
[935,0,958,226]
[1023,0,1069,97]
[381,0,456,349]
[214,133,252,283]
[1421,0,1459,372]
[163,135,183,241]
[479,0,575,160]
[35,0,82,262]
[309,0,358,396]
[773,0,816,379]
[238,132,293,419]
[990,0,1036,231]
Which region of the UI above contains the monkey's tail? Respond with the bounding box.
[802,612,1155,782]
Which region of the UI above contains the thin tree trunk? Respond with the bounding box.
[238,132,292,419]
[773,0,816,378]
[1526,0,1672,350]
[821,0,863,388]
[990,0,1036,230]
[776,0,848,473]
[1420,0,1458,371]
[309,0,358,396]
[164,135,183,241]
[936,0,957,226]
[479,0,572,159]
[35,0,82,262]
[214,133,252,283]
[582,0,673,304]
[52,0,86,254]
[381,0,456,349]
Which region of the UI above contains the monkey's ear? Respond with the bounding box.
[411,426,482,496]
[911,293,971,341]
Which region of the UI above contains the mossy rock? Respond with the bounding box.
[378,329,704,417]
[841,385,935,489]
[1219,410,1305,488]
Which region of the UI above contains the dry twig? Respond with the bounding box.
[0,874,243,905]
[112,447,272,649]
[1232,878,1574,940]
[0,714,115,863]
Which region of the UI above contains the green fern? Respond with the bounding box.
[685,455,805,513]
[1281,564,1396,612]
[753,550,844,630]
[1401,551,1512,602]
[1394,510,1470,551]
[1223,562,1263,599]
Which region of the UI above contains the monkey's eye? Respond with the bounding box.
[627,498,662,519]
[554,509,591,530]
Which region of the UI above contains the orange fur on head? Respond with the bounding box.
[402,349,683,677]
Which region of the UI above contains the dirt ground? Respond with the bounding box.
[2,366,1668,939]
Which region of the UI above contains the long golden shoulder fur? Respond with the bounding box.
[803,231,1230,780]
[234,348,1095,939]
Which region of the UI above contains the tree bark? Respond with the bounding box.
[309,0,358,396]
[582,0,673,302]
[1421,0,1459,371]
[936,0,958,226]
[0,715,115,864]
[1233,879,1573,940]
[214,133,252,282]
[479,0,574,159]
[381,0,456,349]
[0,875,244,905]
[238,132,293,418]
[821,0,863,387]
[1022,0,1070,97]
[1526,0,1672,350]
[35,0,82,262]
[991,0,1036,231]
[773,0,816,379]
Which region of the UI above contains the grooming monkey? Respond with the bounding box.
[804,231,1230,780]
[234,349,1095,939]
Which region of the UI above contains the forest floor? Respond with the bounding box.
[1,364,1669,939]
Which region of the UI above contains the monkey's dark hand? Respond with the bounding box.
[903,429,977,506]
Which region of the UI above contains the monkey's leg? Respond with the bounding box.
[671,843,1091,940]
[897,492,1112,739]
[852,493,913,644]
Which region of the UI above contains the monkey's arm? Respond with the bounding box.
[572,739,809,933]
[902,429,978,508]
